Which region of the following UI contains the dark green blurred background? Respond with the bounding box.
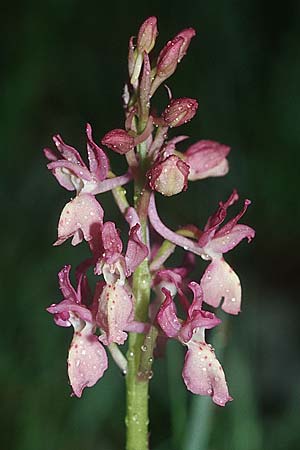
[2,1,300,449]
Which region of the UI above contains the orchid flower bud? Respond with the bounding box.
[102,129,135,154]
[150,28,196,96]
[150,36,183,96]
[147,155,190,196]
[174,28,196,62]
[162,98,198,127]
[137,16,158,54]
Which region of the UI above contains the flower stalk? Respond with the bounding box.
[125,139,152,450]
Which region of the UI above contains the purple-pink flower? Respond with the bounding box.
[148,191,255,314]
[157,281,232,406]
[198,190,255,314]
[44,123,131,195]
[47,265,108,397]
[94,211,149,345]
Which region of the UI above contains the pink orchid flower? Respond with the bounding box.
[44,123,131,195]
[148,191,255,314]
[198,190,255,314]
[94,208,149,345]
[47,265,108,397]
[157,281,232,406]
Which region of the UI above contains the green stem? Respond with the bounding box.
[125,140,152,450]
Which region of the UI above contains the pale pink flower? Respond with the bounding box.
[94,210,149,345]
[47,265,108,397]
[44,124,130,194]
[148,192,255,314]
[157,281,232,406]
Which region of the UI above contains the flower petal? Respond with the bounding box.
[125,224,148,276]
[53,134,86,167]
[101,222,123,265]
[156,288,182,338]
[68,321,108,398]
[47,299,93,324]
[182,341,232,406]
[86,123,109,181]
[97,284,134,345]
[198,190,239,247]
[54,194,103,248]
[58,265,79,302]
[200,258,241,314]
[185,140,230,181]
[207,224,255,254]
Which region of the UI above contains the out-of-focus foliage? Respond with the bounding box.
[1,1,299,449]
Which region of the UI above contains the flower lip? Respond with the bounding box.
[54,193,104,250]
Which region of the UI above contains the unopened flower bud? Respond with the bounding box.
[150,36,184,96]
[162,98,198,127]
[102,129,135,154]
[174,28,196,62]
[137,16,158,54]
[184,140,230,180]
[157,36,183,79]
[147,155,190,196]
